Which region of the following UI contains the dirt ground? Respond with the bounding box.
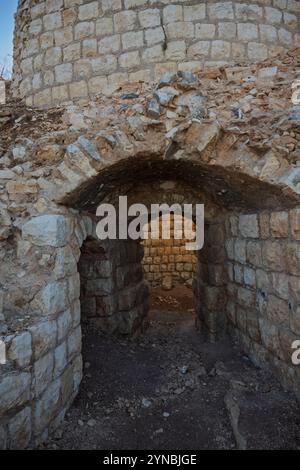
[41,288,300,450]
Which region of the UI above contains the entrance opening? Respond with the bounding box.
[142,213,197,329]
[52,155,300,450]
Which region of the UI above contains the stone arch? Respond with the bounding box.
[1,129,300,448]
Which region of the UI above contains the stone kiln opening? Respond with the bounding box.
[1,4,300,443]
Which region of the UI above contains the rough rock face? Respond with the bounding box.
[0,47,299,448]
[12,0,300,107]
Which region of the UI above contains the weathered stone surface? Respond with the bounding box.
[34,379,61,434]
[29,320,57,359]
[0,372,31,415]
[34,351,54,395]
[22,215,71,247]
[270,211,289,238]
[67,326,82,359]
[33,281,69,316]
[8,407,31,450]
[7,332,32,368]
[154,87,179,106]
[239,214,259,239]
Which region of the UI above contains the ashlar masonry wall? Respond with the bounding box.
[142,214,197,289]
[12,0,300,107]
[225,208,300,393]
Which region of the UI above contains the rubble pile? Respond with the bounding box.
[0,47,299,180]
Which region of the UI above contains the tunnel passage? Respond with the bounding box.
[49,152,298,402]
[66,156,299,346]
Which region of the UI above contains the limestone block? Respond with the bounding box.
[247,241,262,267]
[290,208,300,240]
[86,278,115,296]
[265,6,283,24]
[286,243,300,276]
[54,342,67,377]
[267,295,289,326]
[68,273,80,304]
[54,246,77,279]
[237,23,258,41]
[54,27,73,46]
[247,309,261,342]
[55,63,73,83]
[259,318,280,354]
[195,24,216,39]
[235,4,263,21]
[184,5,206,21]
[218,22,237,40]
[208,2,234,20]
[271,272,289,300]
[289,276,300,303]
[74,21,95,40]
[239,214,259,238]
[33,281,69,316]
[78,2,99,21]
[166,22,194,40]
[139,9,161,28]
[72,354,83,393]
[234,239,246,263]
[7,332,32,368]
[43,12,63,31]
[114,10,137,32]
[69,80,88,99]
[8,407,31,450]
[34,379,61,434]
[67,326,82,359]
[163,5,183,23]
[0,372,31,415]
[237,286,255,307]
[248,42,268,61]
[256,269,271,293]
[259,24,278,42]
[22,215,71,247]
[262,240,286,272]
[96,18,114,36]
[244,266,256,288]
[63,43,81,61]
[46,0,64,14]
[57,309,73,342]
[34,352,54,396]
[122,31,144,50]
[60,366,74,405]
[120,50,140,68]
[29,320,57,360]
[44,47,62,67]
[145,26,165,46]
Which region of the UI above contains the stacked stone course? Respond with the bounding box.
[12,0,300,107]
[225,209,300,392]
[142,215,197,289]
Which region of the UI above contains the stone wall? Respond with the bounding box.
[194,219,228,340]
[142,215,197,289]
[0,212,148,449]
[225,209,300,393]
[12,0,300,107]
[79,237,148,334]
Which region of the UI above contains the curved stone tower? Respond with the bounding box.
[12,0,300,107]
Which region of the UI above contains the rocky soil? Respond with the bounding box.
[41,298,300,451]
